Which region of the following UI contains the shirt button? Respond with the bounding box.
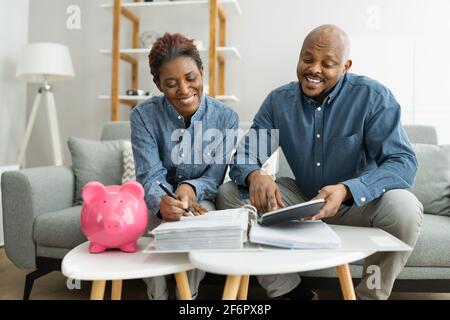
[316,134,321,139]
[361,197,366,202]
[382,189,386,193]
[177,115,182,120]
[317,107,322,111]
[316,162,321,167]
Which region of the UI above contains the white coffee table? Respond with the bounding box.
[62,237,194,300]
[189,225,411,300]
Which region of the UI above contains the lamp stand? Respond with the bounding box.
[17,83,63,167]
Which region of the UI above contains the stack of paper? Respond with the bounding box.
[249,220,341,249]
[152,209,248,250]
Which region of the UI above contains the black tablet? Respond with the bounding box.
[257,199,325,226]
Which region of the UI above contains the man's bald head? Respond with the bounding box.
[297,24,352,103]
[302,24,351,61]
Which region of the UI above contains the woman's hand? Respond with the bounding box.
[176,183,208,216]
[159,195,188,221]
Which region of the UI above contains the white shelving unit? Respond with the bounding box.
[100,46,241,60]
[98,94,240,104]
[101,0,241,120]
[101,0,242,16]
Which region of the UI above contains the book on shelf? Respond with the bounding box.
[147,200,341,251]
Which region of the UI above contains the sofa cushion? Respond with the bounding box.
[68,137,127,205]
[33,206,86,249]
[405,214,450,267]
[411,143,450,216]
[276,148,295,179]
[122,140,136,183]
[101,121,131,141]
[404,125,438,145]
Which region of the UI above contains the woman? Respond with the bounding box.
[130,33,239,300]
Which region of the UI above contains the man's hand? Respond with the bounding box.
[176,183,208,216]
[247,170,285,213]
[311,184,351,220]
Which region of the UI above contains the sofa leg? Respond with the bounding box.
[23,257,62,300]
[23,268,55,300]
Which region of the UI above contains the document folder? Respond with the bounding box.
[149,203,340,250]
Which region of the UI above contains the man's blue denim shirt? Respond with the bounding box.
[230,73,418,207]
[131,95,238,216]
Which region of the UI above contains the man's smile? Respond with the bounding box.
[304,75,324,89]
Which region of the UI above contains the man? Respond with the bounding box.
[216,24,423,300]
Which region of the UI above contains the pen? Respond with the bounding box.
[157,181,194,217]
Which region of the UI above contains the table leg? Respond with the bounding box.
[90,280,106,300]
[174,272,192,300]
[336,264,356,300]
[111,280,123,300]
[222,275,242,300]
[237,275,250,300]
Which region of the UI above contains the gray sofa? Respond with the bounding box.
[2,122,449,299]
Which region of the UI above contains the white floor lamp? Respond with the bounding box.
[16,43,75,167]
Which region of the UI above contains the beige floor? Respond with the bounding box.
[1,247,449,300]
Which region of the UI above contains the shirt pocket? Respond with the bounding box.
[327,133,363,181]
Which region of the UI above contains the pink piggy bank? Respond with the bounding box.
[81,181,148,253]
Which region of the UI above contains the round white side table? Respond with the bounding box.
[62,237,194,300]
[189,249,375,300]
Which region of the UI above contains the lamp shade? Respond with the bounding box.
[16,43,75,83]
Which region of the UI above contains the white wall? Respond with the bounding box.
[0,0,29,246]
[26,0,112,167]
[24,0,450,168]
[230,0,450,142]
[0,0,29,165]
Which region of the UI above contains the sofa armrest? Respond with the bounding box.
[1,166,74,269]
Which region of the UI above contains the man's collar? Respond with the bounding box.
[325,73,346,104]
